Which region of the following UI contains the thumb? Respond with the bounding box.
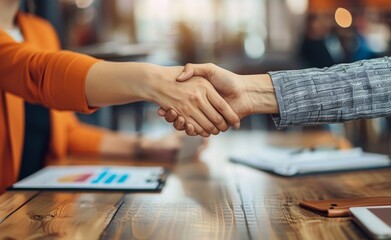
[177,63,213,82]
[176,67,195,82]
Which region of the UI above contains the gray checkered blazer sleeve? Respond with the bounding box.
[269,57,391,129]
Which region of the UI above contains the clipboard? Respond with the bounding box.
[9,166,168,192]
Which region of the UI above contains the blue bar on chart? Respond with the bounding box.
[104,174,117,184]
[117,174,129,184]
[91,168,109,184]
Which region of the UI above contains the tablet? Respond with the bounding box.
[350,206,391,240]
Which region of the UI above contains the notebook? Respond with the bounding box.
[230,147,391,176]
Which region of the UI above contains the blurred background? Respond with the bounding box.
[21,0,391,155]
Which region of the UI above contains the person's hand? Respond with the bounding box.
[158,64,278,136]
[138,132,184,161]
[151,66,241,137]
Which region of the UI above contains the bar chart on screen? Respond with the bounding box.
[12,166,166,191]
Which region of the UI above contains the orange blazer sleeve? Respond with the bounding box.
[49,110,106,160]
[64,112,106,156]
[0,30,99,113]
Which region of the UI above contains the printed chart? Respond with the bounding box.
[12,166,165,191]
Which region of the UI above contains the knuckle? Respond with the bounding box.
[185,127,192,135]
[211,130,219,135]
[206,63,214,68]
[168,109,177,115]
[178,117,185,125]
[220,124,229,132]
[214,115,224,125]
[185,63,193,69]
[215,103,226,113]
[167,112,176,120]
[186,123,193,131]
[173,121,180,129]
[189,94,201,104]
[231,116,240,125]
[181,105,190,113]
[206,125,215,133]
[193,125,201,133]
[226,114,238,125]
[165,115,174,122]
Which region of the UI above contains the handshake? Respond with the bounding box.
[156,63,279,137]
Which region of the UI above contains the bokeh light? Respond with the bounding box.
[335,7,353,28]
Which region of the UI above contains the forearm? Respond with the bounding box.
[239,74,279,117]
[85,61,183,107]
[99,133,138,157]
[269,57,391,129]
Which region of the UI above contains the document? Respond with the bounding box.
[231,147,391,176]
[11,166,167,192]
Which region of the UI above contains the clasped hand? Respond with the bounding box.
[158,64,259,137]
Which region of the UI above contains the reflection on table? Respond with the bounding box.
[0,131,390,239]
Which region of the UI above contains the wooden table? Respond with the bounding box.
[0,132,390,240]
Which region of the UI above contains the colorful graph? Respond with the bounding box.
[90,169,129,184]
[58,173,93,183]
[57,169,129,184]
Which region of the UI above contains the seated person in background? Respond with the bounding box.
[159,59,391,135]
[0,1,241,193]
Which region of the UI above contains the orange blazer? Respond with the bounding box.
[0,13,105,193]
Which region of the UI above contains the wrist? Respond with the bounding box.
[241,74,279,116]
[129,63,164,103]
[141,65,184,105]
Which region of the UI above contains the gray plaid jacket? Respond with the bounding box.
[269,57,391,129]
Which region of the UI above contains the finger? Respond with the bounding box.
[177,63,214,82]
[185,123,197,136]
[164,109,179,123]
[198,98,229,132]
[199,130,211,138]
[158,108,167,116]
[173,116,186,131]
[201,132,211,138]
[186,123,209,138]
[207,91,241,129]
[189,108,220,135]
[186,119,211,137]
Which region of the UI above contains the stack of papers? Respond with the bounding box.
[230,147,391,176]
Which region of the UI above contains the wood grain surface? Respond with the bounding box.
[0,192,123,239]
[0,191,38,223]
[0,131,390,240]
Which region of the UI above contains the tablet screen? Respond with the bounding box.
[369,208,391,227]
